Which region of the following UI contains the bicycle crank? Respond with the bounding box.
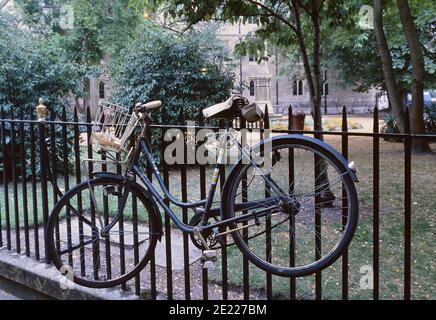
[189,213,221,250]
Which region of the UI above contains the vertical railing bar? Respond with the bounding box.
[73,106,85,273]
[86,107,100,281]
[181,118,191,300]
[146,126,157,300]
[101,150,112,280]
[240,117,250,300]
[0,108,6,249]
[61,106,72,266]
[3,115,11,251]
[116,152,127,292]
[288,106,296,300]
[217,118,228,301]
[20,110,30,256]
[199,118,208,301]
[50,110,60,256]
[161,128,173,300]
[373,107,380,300]
[0,114,3,248]
[404,107,412,300]
[29,112,39,260]
[39,108,50,264]
[263,107,273,300]
[314,115,322,300]
[132,171,141,296]
[10,109,20,253]
[341,106,349,300]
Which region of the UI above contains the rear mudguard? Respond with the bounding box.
[221,134,358,216]
[92,172,163,241]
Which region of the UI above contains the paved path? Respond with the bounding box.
[0,276,51,300]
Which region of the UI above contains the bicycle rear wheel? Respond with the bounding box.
[222,138,358,277]
[47,176,160,288]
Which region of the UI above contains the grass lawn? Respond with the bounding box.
[205,136,436,300]
[0,134,435,299]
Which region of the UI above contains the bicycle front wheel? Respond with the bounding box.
[47,176,160,288]
[223,138,358,277]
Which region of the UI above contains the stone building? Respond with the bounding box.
[217,21,380,115]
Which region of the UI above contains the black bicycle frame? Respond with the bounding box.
[126,134,283,235]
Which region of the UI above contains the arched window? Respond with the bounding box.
[324,83,329,96]
[298,80,303,95]
[99,81,105,99]
[293,81,298,95]
[249,80,255,96]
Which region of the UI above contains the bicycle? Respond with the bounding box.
[47,95,359,288]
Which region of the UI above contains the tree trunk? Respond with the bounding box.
[373,0,406,133]
[311,0,323,132]
[400,88,408,110]
[290,0,316,113]
[310,0,334,205]
[291,0,334,206]
[397,0,432,152]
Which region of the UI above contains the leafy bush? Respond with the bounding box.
[381,113,403,142]
[110,22,234,125]
[0,12,83,180]
[424,102,436,133]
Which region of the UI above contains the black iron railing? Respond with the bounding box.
[0,104,434,300]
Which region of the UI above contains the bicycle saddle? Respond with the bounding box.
[202,95,248,120]
[134,100,162,113]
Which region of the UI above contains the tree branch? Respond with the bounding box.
[244,0,299,35]
[0,0,11,10]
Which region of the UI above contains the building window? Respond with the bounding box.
[247,16,255,24]
[293,80,303,95]
[298,80,303,95]
[249,80,255,96]
[324,83,329,96]
[249,55,257,62]
[99,81,105,99]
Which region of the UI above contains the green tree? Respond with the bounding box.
[15,0,142,62]
[110,21,234,125]
[14,0,143,112]
[0,12,83,176]
[0,12,83,112]
[397,0,432,152]
[327,0,436,139]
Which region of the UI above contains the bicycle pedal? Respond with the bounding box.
[201,250,217,269]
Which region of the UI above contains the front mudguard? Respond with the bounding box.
[244,134,358,182]
[220,134,359,217]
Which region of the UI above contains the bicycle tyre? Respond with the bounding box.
[222,136,359,277]
[47,176,161,288]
